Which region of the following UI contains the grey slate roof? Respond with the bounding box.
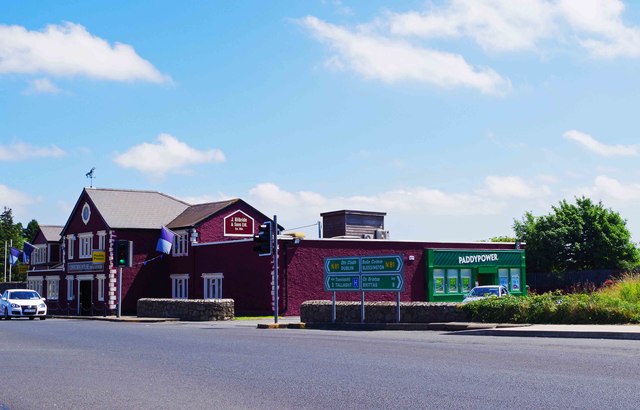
[39,225,63,242]
[85,188,191,229]
[167,199,240,229]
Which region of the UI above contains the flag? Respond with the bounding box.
[9,247,20,265]
[156,226,176,254]
[22,241,36,263]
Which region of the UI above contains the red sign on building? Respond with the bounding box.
[223,210,255,237]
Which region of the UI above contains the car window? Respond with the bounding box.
[10,291,40,300]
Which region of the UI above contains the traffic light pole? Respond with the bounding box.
[273,215,278,324]
[117,266,122,318]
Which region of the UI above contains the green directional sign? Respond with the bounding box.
[360,255,403,273]
[360,274,404,291]
[325,257,360,274]
[325,275,360,291]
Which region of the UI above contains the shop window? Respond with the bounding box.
[79,233,93,259]
[172,232,188,257]
[447,269,459,293]
[28,276,44,296]
[47,276,60,301]
[510,269,521,292]
[461,269,472,292]
[67,277,75,301]
[202,273,224,299]
[499,268,509,288]
[97,274,106,302]
[171,274,189,299]
[434,269,445,294]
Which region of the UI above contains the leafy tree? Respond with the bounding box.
[0,207,26,280]
[23,219,40,243]
[486,236,517,243]
[513,197,640,272]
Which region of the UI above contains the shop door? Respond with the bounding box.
[79,281,92,315]
[477,273,494,286]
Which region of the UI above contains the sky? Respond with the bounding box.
[2,0,640,243]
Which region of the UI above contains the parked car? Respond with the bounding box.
[462,285,509,303]
[0,289,47,320]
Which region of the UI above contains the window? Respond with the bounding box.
[97,231,106,251]
[79,233,93,259]
[67,235,75,260]
[32,245,47,265]
[510,268,521,292]
[172,231,189,257]
[202,273,224,299]
[97,274,106,301]
[67,277,74,301]
[499,268,509,288]
[461,269,472,292]
[46,276,60,300]
[171,274,189,299]
[28,276,44,295]
[447,269,459,293]
[434,269,445,294]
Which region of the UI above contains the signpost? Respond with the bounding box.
[324,255,405,323]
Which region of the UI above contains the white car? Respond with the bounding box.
[0,289,47,320]
[462,285,509,303]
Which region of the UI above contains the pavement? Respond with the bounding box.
[47,315,640,340]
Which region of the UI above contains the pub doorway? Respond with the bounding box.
[79,280,92,315]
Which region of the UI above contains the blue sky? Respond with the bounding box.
[2,0,640,242]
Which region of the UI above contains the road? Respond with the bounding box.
[1,319,639,409]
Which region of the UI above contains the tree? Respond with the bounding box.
[0,207,26,280]
[513,197,640,272]
[23,219,40,243]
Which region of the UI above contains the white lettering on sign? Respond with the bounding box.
[458,254,499,264]
[230,216,249,229]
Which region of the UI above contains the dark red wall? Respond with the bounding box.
[196,202,270,243]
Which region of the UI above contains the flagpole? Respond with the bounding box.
[3,240,6,282]
[9,239,12,282]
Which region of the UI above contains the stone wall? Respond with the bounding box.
[137,298,234,321]
[300,300,469,323]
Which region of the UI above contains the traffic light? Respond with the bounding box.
[253,221,272,256]
[115,240,133,267]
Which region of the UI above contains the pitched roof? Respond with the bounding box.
[39,225,63,242]
[167,199,240,229]
[84,188,191,229]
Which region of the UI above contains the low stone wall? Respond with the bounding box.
[300,300,469,323]
[137,298,234,321]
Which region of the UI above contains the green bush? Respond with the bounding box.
[459,291,640,324]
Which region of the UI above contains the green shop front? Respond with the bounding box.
[426,249,526,302]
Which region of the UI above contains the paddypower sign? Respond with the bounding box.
[324,255,404,292]
[432,250,524,267]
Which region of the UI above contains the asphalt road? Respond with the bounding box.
[1,319,639,409]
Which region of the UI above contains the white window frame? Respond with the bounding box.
[171,274,189,299]
[79,233,93,259]
[202,273,224,299]
[67,276,75,301]
[66,235,75,260]
[172,231,189,257]
[97,274,106,302]
[97,231,107,251]
[32,245,47,265]
[28,276,44,296]
[46,275,60,301]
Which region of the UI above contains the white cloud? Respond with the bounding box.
[113,134,226,177]
[384,0,640,58]
[484,175,551,198]
[0,141,65,160]
[388,0,557,52]
[0,185,36,216]
[579,175,640,201]
[301,16,511,95]
[0,22,170,82]
[563,129,638,157]
[24,78,62,94]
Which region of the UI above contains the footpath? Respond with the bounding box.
[49,315,640,340]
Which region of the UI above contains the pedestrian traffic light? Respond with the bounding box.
[253,221,272,256]
[115,240,133,267]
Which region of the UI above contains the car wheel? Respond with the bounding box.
[40,317,46,321]
[4,307,10,320]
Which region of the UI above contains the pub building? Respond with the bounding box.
[26,188,525,316]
